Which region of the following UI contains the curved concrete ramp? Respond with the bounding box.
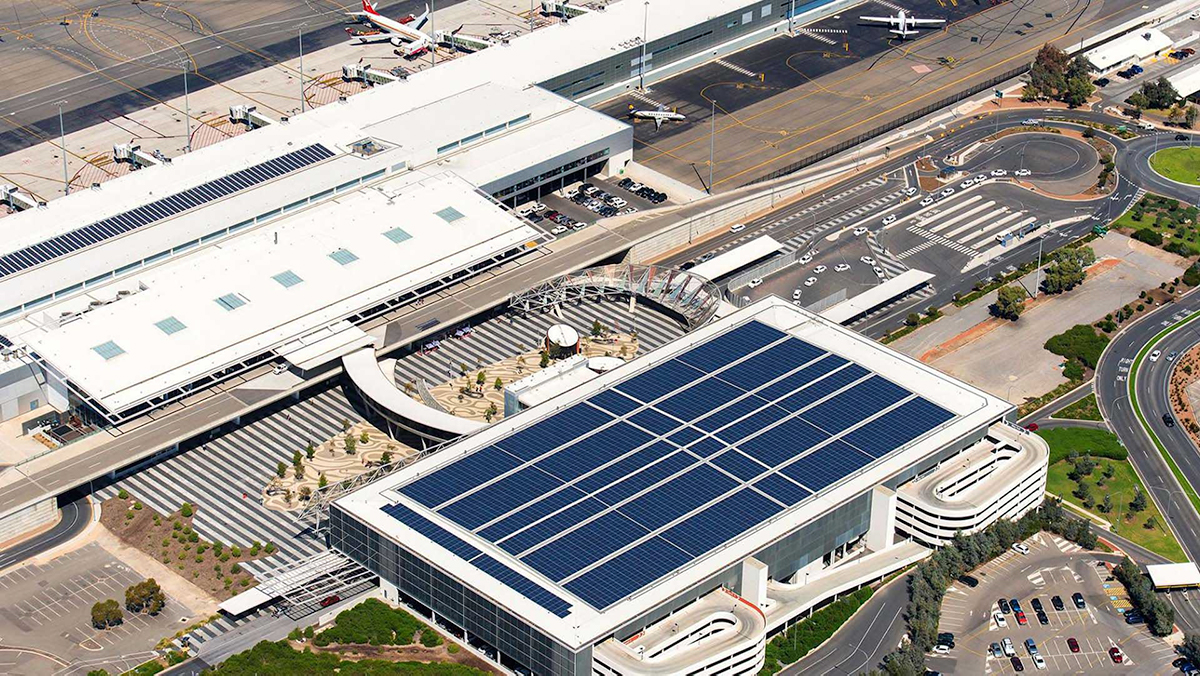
[342,347,485,439]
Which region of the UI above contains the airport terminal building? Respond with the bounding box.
[330,298,1047,675]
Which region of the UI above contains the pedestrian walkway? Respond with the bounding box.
[715,59,757,78]
[393,302,686,387]
[95,387,361,578]
[899,191,1040,260]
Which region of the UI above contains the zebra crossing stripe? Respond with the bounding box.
[896,241,936,260]
[715,59,757,78]
[795,28,837,45]
[627,90,666,109]
[908,224,980,257]
[873,0,904,11]
[959,214,1034,250]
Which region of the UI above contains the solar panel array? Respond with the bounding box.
[0,144,334,279]
[386,321,956,613]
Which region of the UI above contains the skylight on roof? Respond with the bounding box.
[92,341,125,360]
[435,207,464,223]
[155,317,187,335]
[329,249,359,266]
[383,227,412,244]
[215,293,247,311]
[272,270,304,288]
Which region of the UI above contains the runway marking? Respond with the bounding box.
[714,59,758,78]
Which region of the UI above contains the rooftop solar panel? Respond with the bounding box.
[400,446,523,508]
[499,497,608,556]
[521,511,650,582]
[615,358,706,403]
[752,473,814,506]
[716,338,827,391]
[439,465,564,530]
[655,377,743,421]
[842,397,955,458]
[661,488,783,557]
[382,503,481,561]
[798,376,912,435]
[594,449,697,506]
[773,363,870,413]
[711,448,770,481]
[618,464,739,531]
[736,417,828,467]
[564,537,692,610]
[0,144,334,280]
[477,485,587,543]
[589,390,642,416]
[779,441,875,491]
[497,403,613,461]
[675,321,787,373]
[534,422,653,483]
[573,441,678,494]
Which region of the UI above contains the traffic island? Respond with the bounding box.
[1150,147,1200,187]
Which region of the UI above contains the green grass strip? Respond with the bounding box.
[1127,309,1200,520]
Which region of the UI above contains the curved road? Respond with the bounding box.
[0,495,89,571]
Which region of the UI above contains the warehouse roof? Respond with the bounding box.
[336,297,1011,648]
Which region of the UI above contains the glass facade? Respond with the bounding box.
[330,505,589,676]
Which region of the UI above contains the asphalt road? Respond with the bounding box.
[785,572,908,675]
[0,0,463,156]
[1094,293,1200,567]
[0,494,89,571]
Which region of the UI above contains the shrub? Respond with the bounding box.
[117,489,129,500]
[231,545,242,558]
[761,587,874,674]
[180,503,193,518]
[1133,228,1164,246]
[312,598,436,647]
[1044,324,1109,369]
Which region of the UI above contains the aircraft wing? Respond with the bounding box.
[860,16,899,25]
[910,18,946,25]
[347,30,397,44]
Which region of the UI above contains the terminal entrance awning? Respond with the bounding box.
[218,550,377,618]
[690,235,783,281]
[1147,562,1200,590]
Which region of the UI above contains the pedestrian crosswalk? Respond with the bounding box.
[627,89,667,109]
[795,28,837,45]
[872,0,905,11]
[715,59,757,78]
[867,231,909,279]
[776,187,908,255]
[394,302,686,387]
[900,192,1038,260]
[96,387,361,578]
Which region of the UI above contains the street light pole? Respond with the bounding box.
[182,63,192,152]
[709,98,715,194]
[56,100,68,196]
[298,25,307,113]
[789,0,795,36]
[431,0,437,67]
[639,1,649,91]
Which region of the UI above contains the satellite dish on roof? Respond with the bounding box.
[546,324,580,351]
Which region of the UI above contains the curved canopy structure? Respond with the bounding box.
[509,264,721,330]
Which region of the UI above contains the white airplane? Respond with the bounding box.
[627,104,685,130]
[859,10,945,38]
[347,0,434,53]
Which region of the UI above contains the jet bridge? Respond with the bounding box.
[541,1,592,18]
[341,63,402,86]
[229,104,275,130]
[434,28,495,52]
[113,143,166,169]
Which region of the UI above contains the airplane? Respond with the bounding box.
[627,104,685,130]
[859,10,945,38]
[347,0,434,52]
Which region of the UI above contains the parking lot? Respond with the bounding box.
[521,176,668,236]
[0,543,195,675]
[927,532,1177,674]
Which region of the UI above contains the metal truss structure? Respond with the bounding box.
[507,263,721,330]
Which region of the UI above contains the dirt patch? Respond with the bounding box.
[304,640,500,674]
[100,494,270,601]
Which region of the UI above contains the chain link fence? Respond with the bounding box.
[742,66,1029,187]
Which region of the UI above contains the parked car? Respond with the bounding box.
[933,644,951,654]
[1067,637,1079,653]
[873,266,885,279]
[1025,422,1039,431]
[937,632,955,648]
[994,611,1008,628]
[883,214,897,224]
[1037,610,1050,625]
[1032,654,1046,670]
[991,169,1008,177]
[941,188,955,197]
[998,598,1011,614]
[792,289,802,300]
[860,256,876,265]
[1094,77,1110,87]
[1110,647,1124,663]
[1125,612,1144,624]
[834,263,851,272]
[1030,598,1043,612]
[1072,592,1086,609]
[1051,596,1065,612]
[814,265,827,274]
[320,594,341,608]
[853,226,868,236]
[1015,610,1028,626]
[1002,638,1016,657]
[1025,638,1039,656]
[991,642,1004,658]
[804,277,818,287]
[920,196,935,206]
[1010,598,1022,613]
[958,575,979,588]
[1012,542,1030,555]
[1011,656,1024,672]
[1132,64,1144,74]
[747,278,763,288]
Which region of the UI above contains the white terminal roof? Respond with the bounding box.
[691,235,783,281]
[0,0,740,284]
[1085,28,1172,71]
[336,297,1012,649]
[11,172,540,413]
[1169,61,1200,98]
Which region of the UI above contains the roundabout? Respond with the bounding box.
[1149,146,1200,186]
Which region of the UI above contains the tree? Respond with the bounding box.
[1127,91,1150,117]
[1188,105,1199,129]
[276,462,287,480]
[125,579,165,614]
[1041,246,1094,295]
[494,377,504,391]
[179,502,193,518]
[380,450,392,466]
[1181,632,1200,667]
[1145,515,1159,530]
[591,319,605,337]
[1101,494,1113,513]
[1028,44,1070,99]
[344,434,356,455]
[485,402,498,423]
[292,449,302,466]
[539,351,550,369]
[991,285,1026,320]
[1063,75,1094,108]
[1103,463,1115,479]
[905,312,920,327]
[476,370,486,389]
[87,671,110,676]
[359,430,369,444]
[1130,488,1148,513]
[294,465,305,480]
[91,599,123,629]
[318,474,328,489]
[305,442,316,461]
[1141,76,1180,109]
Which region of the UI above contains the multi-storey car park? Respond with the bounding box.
[0,0,866,542]
[328,297,1049,676]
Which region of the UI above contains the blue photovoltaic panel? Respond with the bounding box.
[667,427,704,446]
[695,395,768,432]
[616,359,706,403]
[779,441,875,491]
[595,450,697,506]
[842,397,955,458]
[497,403,613,460]
[799,376,912,435]
[618,464,739,531]
[438,466,564,530]
[655,378,743,421]
[499,497,609,555]
[565,537,692,610]
[686,436,727,457]
[470,554,573,617]
[534,422,653,483]
[589,389,642,416]
[773,363,871,413]
[629,408,681,435]
[477,485,588,542]
[717,339,827,391]
[521,511,650,582]
[715,405,790,445]
[752,473,814,506]
[381,503,481,561]
[711,448,770,481]
[675,321,787,373]
[400,446,522,508]
[0,144,334,279]
[737,417,828,467]
[662,488,783,556]
[574,441,677,494]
